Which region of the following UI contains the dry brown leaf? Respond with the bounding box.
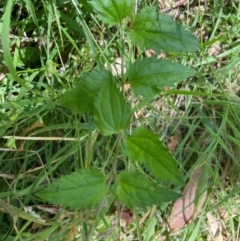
[206,212,223,241]
[167,135,179,153]
[168,165,207,231]
[120,208,134,227]
[68,225,80,241]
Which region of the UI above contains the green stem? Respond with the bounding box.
[85,133,122,241]
[112,132,122,175]
[120,23,126,94]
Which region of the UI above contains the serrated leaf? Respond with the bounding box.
[115,171,181,208]
[35,169,106,209]
[128,57,196,97]
[94,79,132,136]
[129,7,199,53]
[124,128,184,185]
[89,0,135,27]
[57,69,111,113]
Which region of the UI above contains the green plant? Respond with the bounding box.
[0,0,199,239]
[36,0,199,221]
[3,0,240,240]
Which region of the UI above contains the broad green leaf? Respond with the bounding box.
[57,69,111,113]
[129,7,199,53]
[115,171,181,208]
[35,169,106,209]
[89,0,134,26]
[128,57,196,97]
[94,79,132,136]
[124,128,184,185]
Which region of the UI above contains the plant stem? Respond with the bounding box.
[112,132,122,175]
[85,133,122,241]
[71,0,101,67]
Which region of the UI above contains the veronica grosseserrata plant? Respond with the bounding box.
[36,0,199,212]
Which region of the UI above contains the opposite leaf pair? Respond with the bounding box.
[58,57,195,136]
[36,167,182,210]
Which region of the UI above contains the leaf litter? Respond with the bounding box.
[168,165,208,231]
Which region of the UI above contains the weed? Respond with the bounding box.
[1,0,240,240]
